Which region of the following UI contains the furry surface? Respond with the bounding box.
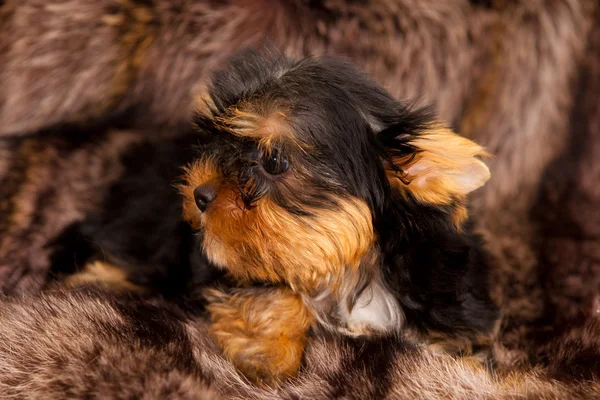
[0,0,599,397]
[0,288,598,399]
[0,289,221,399]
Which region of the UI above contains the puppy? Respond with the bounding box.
[178,50,499,385]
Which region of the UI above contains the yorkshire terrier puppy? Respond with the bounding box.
[178,50,499,385]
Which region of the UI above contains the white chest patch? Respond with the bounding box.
[338,279,404,336]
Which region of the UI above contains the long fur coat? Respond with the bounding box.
[0,0,599,398]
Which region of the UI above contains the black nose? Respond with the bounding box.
[194,184,216,212]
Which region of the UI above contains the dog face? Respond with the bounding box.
[180,50,491,334]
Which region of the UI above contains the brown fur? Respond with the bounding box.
[387,124,490,215]
[0,288,598,399]
[0,129,146,294]
[0,289,221,399]
[180,158,374,292]
[204,286,313,387]
[534,1,600,328]
[0,0,596,299]
[1,0,599,397]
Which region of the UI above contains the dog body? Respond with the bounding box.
[177,50,498,383]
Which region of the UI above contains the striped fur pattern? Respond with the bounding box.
[0,288,598,399]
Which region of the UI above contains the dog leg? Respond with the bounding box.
[203,286,313,387]
[61,260,147,294]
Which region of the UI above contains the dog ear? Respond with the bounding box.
[381,122,490,207]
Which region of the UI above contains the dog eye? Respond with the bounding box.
[261,148,289,175]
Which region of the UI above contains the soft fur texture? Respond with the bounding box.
[0,290,600,399]
[0,289,598,400]
[0,0,599,398]
[0,289,221,399]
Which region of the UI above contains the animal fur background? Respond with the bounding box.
[0,0,599,398]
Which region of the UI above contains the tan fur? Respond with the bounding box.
[217,104,295,148]
[104,0,154,108]
[389,125,491,207]
[180,157,374,293]
[62,260,147,294]
[204,286,313,387]
[424,331,493,361]
[452,205,469,231]
[193,84,219,119]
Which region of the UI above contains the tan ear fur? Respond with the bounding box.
[388,125,491,206]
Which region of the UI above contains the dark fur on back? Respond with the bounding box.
[0,52,501,387]
[0,123,215,296]
[49,131,212,296]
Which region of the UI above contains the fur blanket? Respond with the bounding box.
[0,0,599,398]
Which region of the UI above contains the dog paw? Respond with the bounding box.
[203,287,313,387]
[62,260,147,294]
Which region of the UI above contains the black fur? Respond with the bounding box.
[195,49,499,339]
[47,130,215,297]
